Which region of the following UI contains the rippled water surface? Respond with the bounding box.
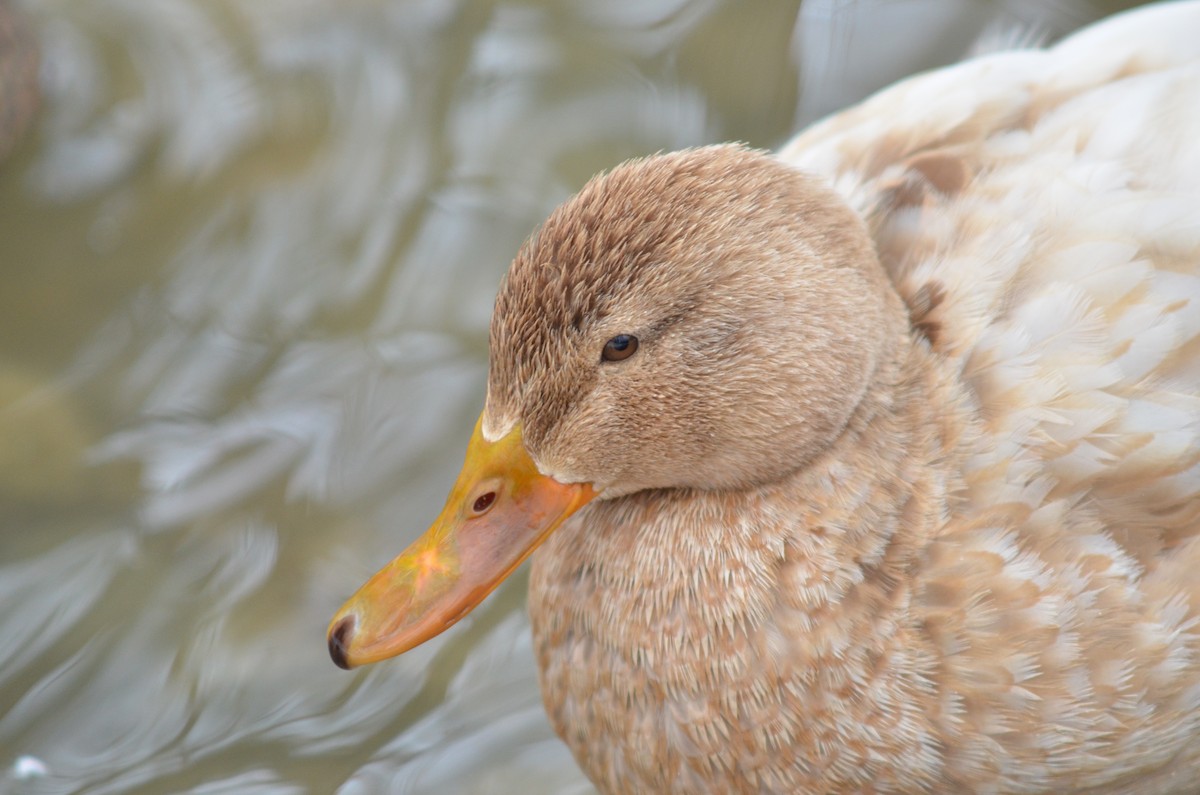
[0,1,1153,793]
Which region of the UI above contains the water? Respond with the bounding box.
[0,1,1153,792]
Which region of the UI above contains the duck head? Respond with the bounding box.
[328,144,904,668]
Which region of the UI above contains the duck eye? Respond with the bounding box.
[471,491,496,515]
[601,334,638,362]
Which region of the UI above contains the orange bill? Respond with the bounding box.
[327,415,597,669]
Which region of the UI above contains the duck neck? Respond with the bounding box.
[530,330,965,792]
[539,325,965,664]
[753,331,962,657]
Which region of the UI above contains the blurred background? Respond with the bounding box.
[0,1,1157,793]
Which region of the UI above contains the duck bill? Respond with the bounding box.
[327,416,596,669]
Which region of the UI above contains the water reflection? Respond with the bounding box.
[0,1,1152,793]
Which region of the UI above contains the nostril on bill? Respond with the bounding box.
[328,615,356,670]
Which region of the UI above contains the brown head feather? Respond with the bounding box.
[485,144,908,495]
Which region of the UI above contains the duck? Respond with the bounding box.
[328,2,1200,793]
